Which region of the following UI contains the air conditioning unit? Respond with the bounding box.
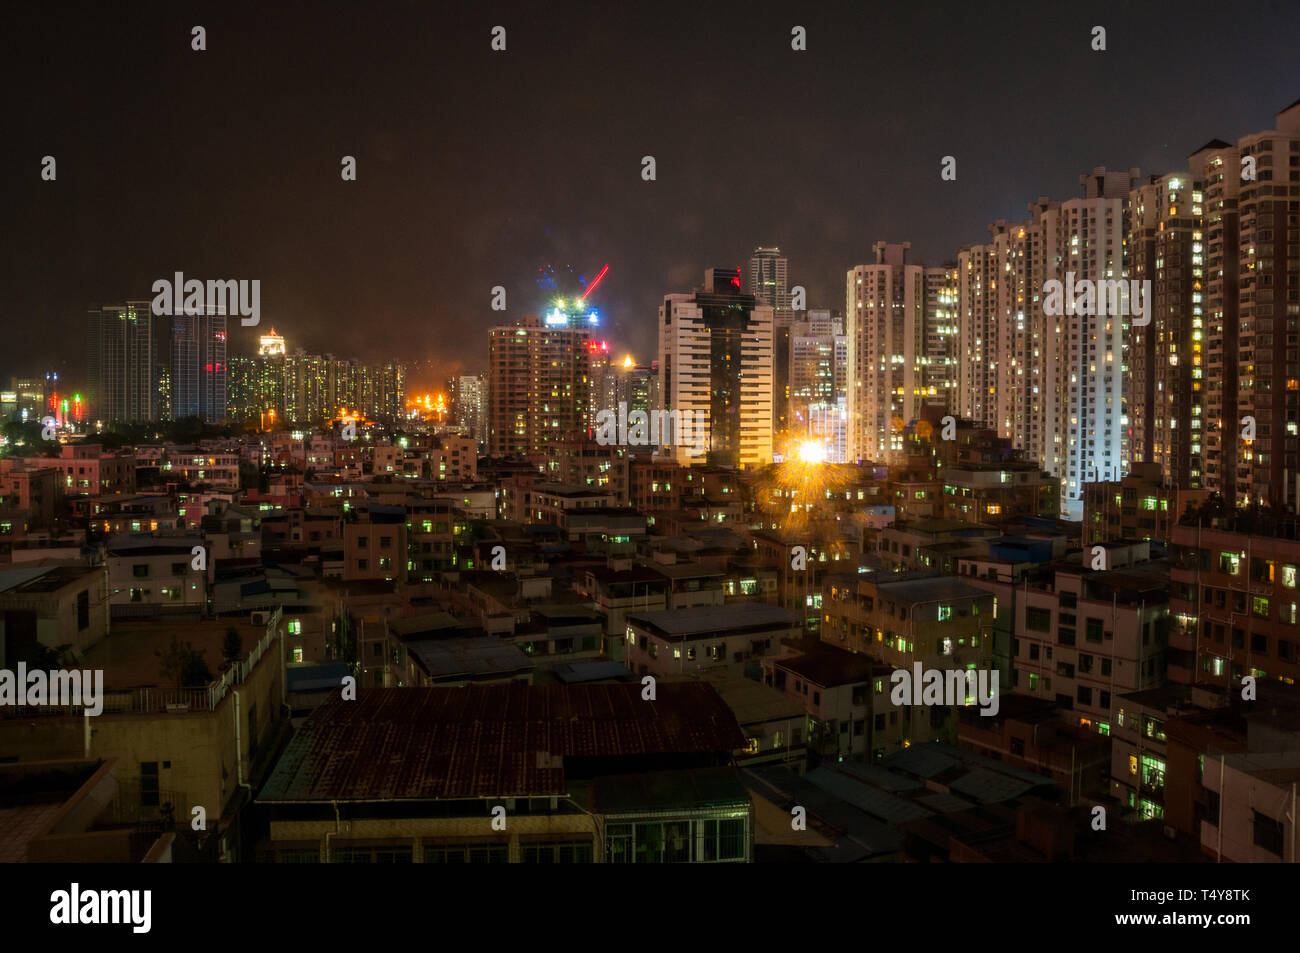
[251,610,269,625]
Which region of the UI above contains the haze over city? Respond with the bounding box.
[3,2,1300,928]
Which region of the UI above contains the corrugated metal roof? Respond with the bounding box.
[406,637,533,681]
[883,744,962,779]
[803,767,933,824]
[258,683,744,802]
[948,767,1040,803]
[915,792,975,814]
[627,602,800,638]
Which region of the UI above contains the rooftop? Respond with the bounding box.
[80,618,270,691]
[626,602,801,640]
[406,637,534,682]
[0,565,100,596]
[1221,750,1300,787]
[258,683,745,802]
[873,574,991,605]
[772,642,886,688]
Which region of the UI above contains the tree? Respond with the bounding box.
[221,627,242,670]
[156,634,214,690]
[22,642,72,669]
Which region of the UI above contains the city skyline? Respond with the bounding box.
[5,2,1300,384]
[5,1,1300,886]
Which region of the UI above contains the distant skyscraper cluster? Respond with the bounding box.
[228,337,405,426]
[85,309,403,429]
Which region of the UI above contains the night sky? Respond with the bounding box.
[4,0,1298,391]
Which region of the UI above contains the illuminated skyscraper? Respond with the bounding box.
[487,302,595,457]
[1128,157,1214,492]
[1200,101,1300,509]
[87,300,155,423]
[1057,167,1137,519]
[448,374,486,441]
[171,309,228,422]
[258,328,287,356]
[846,243,924,463]
[748,246,796,437]
[789,309,845,435]
[922,265,960,413]
[658,268,774,467]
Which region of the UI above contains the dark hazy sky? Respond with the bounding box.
[4,0,1298,390]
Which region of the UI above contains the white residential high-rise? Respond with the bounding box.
[658,269,774,467]
[957,200,1061,470]
[956,174,1135,518]
[1058,167,1139,519]
[846,242,924,463]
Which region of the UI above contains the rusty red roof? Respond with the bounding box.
[259,682,744,802]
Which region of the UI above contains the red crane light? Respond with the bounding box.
[581,264,610,300]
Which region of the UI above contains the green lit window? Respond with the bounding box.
[1139,800,1164,820]
[1141,755,1166,788]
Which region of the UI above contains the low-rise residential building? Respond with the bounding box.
[984,543,1169,734]
[821,573,995,747]
[106,534,208,618]
[762,640,894,761]
[625,602,802,680]
[0,564,110,662]
[1168,519,1300,688]
[254,683,748,863]
[1082,462,1210,546]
